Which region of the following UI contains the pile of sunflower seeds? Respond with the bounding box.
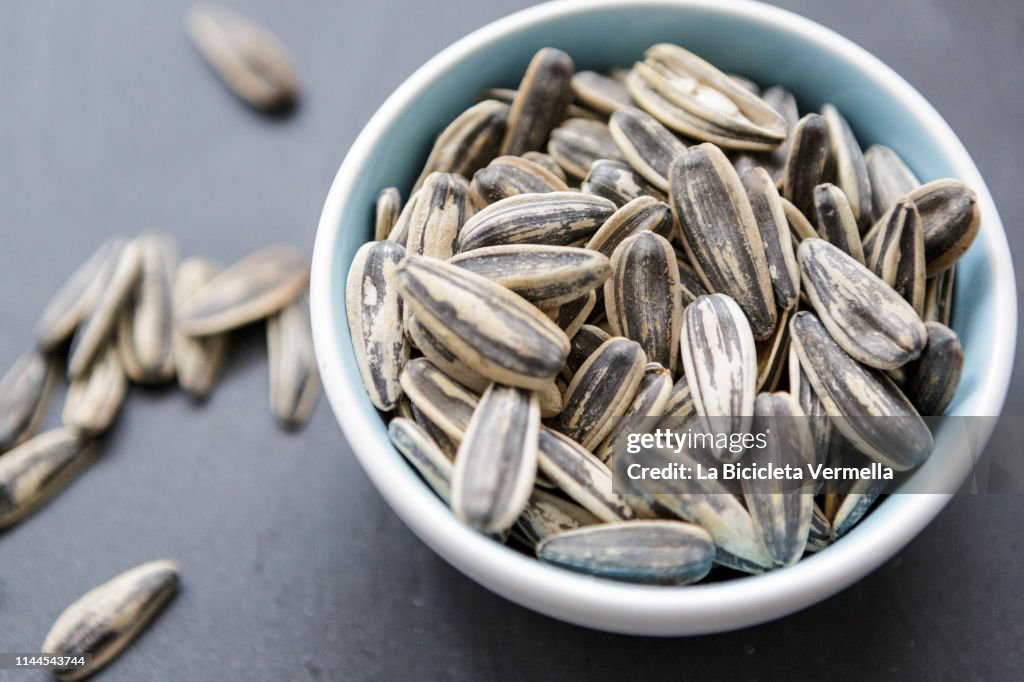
[346,44,976,585]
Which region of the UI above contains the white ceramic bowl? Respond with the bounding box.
[310,0,1017,635]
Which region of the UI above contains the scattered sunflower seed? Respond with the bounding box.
[0,348,56,452]
[267,297,320,429]
[63,343,128,437]
[117,234,177,384]
[172,258,229,400]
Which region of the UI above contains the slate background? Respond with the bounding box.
[0,0,1021,679]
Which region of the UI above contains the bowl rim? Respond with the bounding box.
[310,0,1018,635]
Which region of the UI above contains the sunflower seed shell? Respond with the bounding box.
[63,344,128,436]
[904,322,963,416]
[537,427,636,522]
[0,348,56,452]
[172,258,229,400]
[267,297,320,429]
[389,418,454,502]
[117,234,177,383]
[502,48,575,156]
[414,100,508,190]
[742,166,800,310]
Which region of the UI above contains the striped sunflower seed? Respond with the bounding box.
[0,427,96,529]
[626,44,787,150]
[604,231,682,372]
[469,155,569,206]
[659,375,695,420]
[806,502,835,552]
[869,199,927,316]
[267,297,320,429]
[389,418,454,503]
[865,144,919,222]
[185,4,299,111]
[582,159,665,206]
[36,238,124,352]
[676,257,710,307]
[451,384,539,533]
[552,337,646,450]
[458,192,615,251]
[547,118,624,179]
[813,183,865,264]
[744,391,813,566]
[537,520,714,585]
[571,70,632,115]
[67,239,143,379]
[788,344,832,470]
[679,294,757,462]
[514,488,599,547]
[396,256,570,389]
[386,188,420,246]
[609,106,688,191]
[117,234,177,384]
[540,290,596,340]
[449,244,610,308]
[399,358,480,443]
[375,187,402,242]
[0,348,56,452]
[782,196,818,244]
[670,143,777,340]
[177,244,309,336]
[63,343,128,437]
[409,403,457,460]
[502,48,575,156]
[405,172,467,261]
[783,113,834,224]
[562,324,609,381]
[832,478,888,538]
[172,258,229,400]
[742,166,800,310]
[537,427,636,522]
[585,195,673,258]
[345,241,409,411]
[521,152,567,180]
[413,100,508,191]
[42,559,179,682]
[904,321,963,416]
[731,86,799,184]
[923,265,956,326]
[407,314,489,393]
[822,104,871,229]
[755,307,791,392]
[798,238,926,369]
[789,311,933,470]
[594,362,673,464]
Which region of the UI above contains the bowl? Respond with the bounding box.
[310,0,1017,635]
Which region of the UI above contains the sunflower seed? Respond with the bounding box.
[185,4,299,111]
[783,114,834,223]
[546,118,624,179]
[63,343,128,436]
[788,344,832,470]
[406,314,486,395]
[515,488,599,547]
[267,297,319,429]
[409,403,458,460]
[458,192,615,252]
[743,391,813,566]
[449,244,610,308]
[562,324,609,381]
[571,70,633,115]
[742,167,800,310]
[798,238,926,369]
[670,143,777,340]
[537,427,636,522]
[755,307,791,392]
[813,183,865,264]
[659,375,695,420]
[502,48,575,156]
[42,559,179,681]
[399,358,480,443]
[731,86,799,183]
[822,104,871,228]
[397,256,569,389]
[865,144,919,221]
[451,384,538,533]
[541,290,596,340]
[782,196,818,243]
[609,106,688,191]
[904,322,963,416]
[36,238,124,352]
[468,155,569,207]
[521,152,566,180]
[582,159,665,206]
[345,241,408,411]
[789,311,933,470]
[117,234,177,384]
[172,258,229,400]
[680,294,757,462]
[0,348,56,452]
[584,196,673,260]
[177,244,309,336]
[386,188,420,246]
[594,362,673,464]
[67,239,143,379]
[872,199,926,316]
[676,258,710,306]
[389,418,454,502]
[552,338,646,450]
[806,502,835,552]
[537,520,714,585]
[405,172,467,261]
[604,231,681,371]
[626,44,787,150]
[832,478,888,537]
[923,265,956,326]
[414,100,509,190]
[0,427,96,529]
[375,187,402,241]
[865,199,915,283]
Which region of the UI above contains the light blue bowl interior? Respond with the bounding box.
[326,4,992,450]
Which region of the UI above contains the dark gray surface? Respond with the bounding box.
[0,0,1021,680]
